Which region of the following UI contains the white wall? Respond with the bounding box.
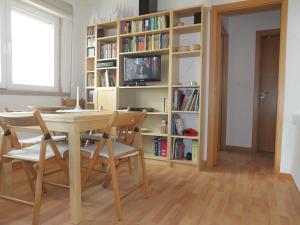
[282,0,300,190]
[224,10,281,148]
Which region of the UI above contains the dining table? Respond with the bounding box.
[0,110,126,224]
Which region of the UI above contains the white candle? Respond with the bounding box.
[76,86,79,106]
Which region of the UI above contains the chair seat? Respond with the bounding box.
[80,133,102,141]
[19,135,67,145]
[3,142,69,162]
[81,142,136,158]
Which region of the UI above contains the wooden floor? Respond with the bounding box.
[1,151,300,225]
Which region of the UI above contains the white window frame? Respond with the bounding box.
[5,0,60,92]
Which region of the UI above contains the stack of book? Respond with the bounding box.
[123,33,169,52]
[121,15,169,34]
[86,73,94,86]
[173,88,199,111]
[172,138,185,160]
[192,140,198,162]
[99,70,116,87]
[154,137,167,157]
[99,43,117,59]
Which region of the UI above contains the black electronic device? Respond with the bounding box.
[123,55,161,84]
[97,60,116,68]
[194,12,201,24]
[139,0,157,15]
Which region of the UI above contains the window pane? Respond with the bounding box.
[11,9,55,87]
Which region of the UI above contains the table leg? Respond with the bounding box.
[68,124,82,224]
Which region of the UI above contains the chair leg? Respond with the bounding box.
[127,158,133,175]
[22,162,35,196]
[109,160,123,220]
[32,162,46,225]
[103,165,111,189]
[139,150,149,198]
[32,164,47,194]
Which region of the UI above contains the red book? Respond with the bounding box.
[161,138,168,157]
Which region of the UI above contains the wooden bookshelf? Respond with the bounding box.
[84,5,207,170]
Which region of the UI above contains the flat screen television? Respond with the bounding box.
[124,55,161,83]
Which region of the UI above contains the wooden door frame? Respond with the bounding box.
[207,0,288,174]
[252,29,281,152]
[220,25,229,152]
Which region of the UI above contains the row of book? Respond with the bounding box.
[154,137,167,157]
[99,70,116,87]
[86,73,94,86]
[173,88,199,111]
[172,139,198,161]
[98,43,117,59]
[121,15,169,34]
[122,33,169,52]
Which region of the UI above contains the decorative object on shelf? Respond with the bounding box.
[139,0,157,15]
[189,44,201,51]
[190,81,198,86]
[74,86,82,111]
[182,128,198,137]
[160,120,167,134]
[186,152,192,160]
[163,98,168,112]
[176,22,184,27]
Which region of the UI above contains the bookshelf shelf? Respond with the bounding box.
[145,153,168,161]
[119,85,168,89]
[172,85,200,88]
[97,58,117,62]
[97,67,117,70]
[142,132,168,137]
[120,48,169,56]
[171,159,197,166]
[120,28,170,38]
[172,110,200,114]
[97,35,117,42]
[147,112,168,115]
[85,5,207,169]
[171,135,199,140]
[173,24,202,33]
[173,50,201,57]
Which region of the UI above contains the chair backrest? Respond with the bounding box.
[61,98,85,108]
[112,111,146,145]
[0,111,52,151]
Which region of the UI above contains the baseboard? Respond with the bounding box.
[278,172,300,192]
[224,145,253,152]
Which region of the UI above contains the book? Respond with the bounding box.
[173,88,199,111]
[172,138,185,160]
[192,140,198,162]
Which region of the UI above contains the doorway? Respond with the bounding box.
[208,0,288,173]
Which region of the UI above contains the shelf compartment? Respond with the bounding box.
[120,28,170,38]
[97,21,117,29]
[142,132,168,137]
[173,6,202,17]
[173,24,202,33]
[171,135,199,140]
[172,50,201,57]
[121,11,170,22]
[120,48,169,56]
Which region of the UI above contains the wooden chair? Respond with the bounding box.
[80,111,149,220]
[61,98,85,109]
[0,111,69,225]
[3,107,67,148]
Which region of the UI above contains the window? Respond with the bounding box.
[1,0,61,92]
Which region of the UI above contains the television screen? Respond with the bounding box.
[124,56,161,83]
